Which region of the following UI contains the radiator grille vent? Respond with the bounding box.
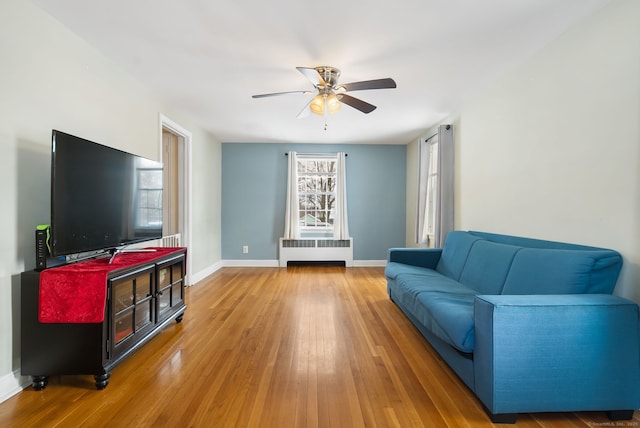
[317,239,351,248]
[281,239,352,248]
[282,239,316,248]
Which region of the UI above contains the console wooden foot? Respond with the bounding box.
[94,373,110,390]
[31,375,48,391]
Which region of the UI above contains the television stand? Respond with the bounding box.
[21,247,186,390]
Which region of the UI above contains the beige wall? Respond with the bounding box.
[409,0,640,302]
[0,0,221,399]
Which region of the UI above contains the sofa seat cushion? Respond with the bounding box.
[392,273,477,353]
[414,292,476,353]
[385,262,443,280]
[394,273,476,302]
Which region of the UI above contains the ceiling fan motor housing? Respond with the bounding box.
[315,66,341,88]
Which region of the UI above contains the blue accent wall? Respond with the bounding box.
[221,143,406,261]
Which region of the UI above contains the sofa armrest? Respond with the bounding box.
[387,248,443,269]
[473,294,640,416]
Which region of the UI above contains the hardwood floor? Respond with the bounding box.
[1,266,638,427]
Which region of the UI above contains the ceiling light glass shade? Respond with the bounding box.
[326,93,341,114]
[310,95,325,115]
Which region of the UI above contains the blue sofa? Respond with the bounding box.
[385,231,640,423]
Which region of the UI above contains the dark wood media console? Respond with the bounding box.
[21,248,187,390]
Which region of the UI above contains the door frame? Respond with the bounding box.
[159,113,193,285]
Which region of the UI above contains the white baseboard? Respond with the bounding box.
[353,260,387,267]
[0,370,29,404]
[222,260,280,267]
[189,260,224,285]
[220,260,387,268]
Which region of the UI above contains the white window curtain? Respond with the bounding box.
[284,151,300,239]
[417,125,454,247]
[333,152,350,239]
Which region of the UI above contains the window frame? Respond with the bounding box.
[135,160,163,230]
[296,154,338,234]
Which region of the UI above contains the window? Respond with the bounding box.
[297,156,337,232]
[135,158,163,229]
[417,124,454,247]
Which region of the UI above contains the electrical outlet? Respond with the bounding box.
[242,245,249,254]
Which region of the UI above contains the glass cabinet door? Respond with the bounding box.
[171,263,184,306]
[110,266,155,358]
[113,280,134,344]
[134,271,154,332]
[156,256,185,323]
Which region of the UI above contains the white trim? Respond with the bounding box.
[217,260,386,268]
[0,370,29,404]
[223,260,280,268]
[353,260,387,267]
[189,260,224,285]
[159,114,193,285]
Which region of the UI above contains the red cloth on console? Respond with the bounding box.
[38,247,185,323]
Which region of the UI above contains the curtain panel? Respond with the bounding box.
[333,152,350,239]
[417,125,454,247]
[284,151,300,239]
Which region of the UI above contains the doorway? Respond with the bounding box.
[160,114,192,285]
[162,128,182,237]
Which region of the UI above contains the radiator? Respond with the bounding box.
[279,238,353,267]
[162,233,181,247]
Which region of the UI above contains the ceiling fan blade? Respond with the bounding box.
[296,67,326,86]
[252,90,311,98]
[296,97,314,119]
[338,78,396,92]
[338,94,377,114]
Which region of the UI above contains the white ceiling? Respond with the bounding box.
[34,0,611,145]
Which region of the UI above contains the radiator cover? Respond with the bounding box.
[279,238,353,267]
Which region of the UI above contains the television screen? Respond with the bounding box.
[50,130,163,256]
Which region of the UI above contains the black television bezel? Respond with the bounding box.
[49,130,163,257]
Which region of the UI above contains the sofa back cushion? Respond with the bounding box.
[435,231,481,280]
[502,248,622,295]
[435,230,622,295]
[459,240,519,294]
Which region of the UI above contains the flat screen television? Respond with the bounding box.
[50,130,163,257]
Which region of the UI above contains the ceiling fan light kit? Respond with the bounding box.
[310,92,341,116]
[326,93,341,114]
[310,94,324,115]
[252,66,396,119]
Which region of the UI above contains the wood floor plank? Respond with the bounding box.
[1,266,638,427]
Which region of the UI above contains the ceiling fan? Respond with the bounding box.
[252,66,396,118]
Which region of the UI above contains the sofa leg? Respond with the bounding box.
[482,406,517,424]
[490,413,517,424]
[606,410,634,421]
